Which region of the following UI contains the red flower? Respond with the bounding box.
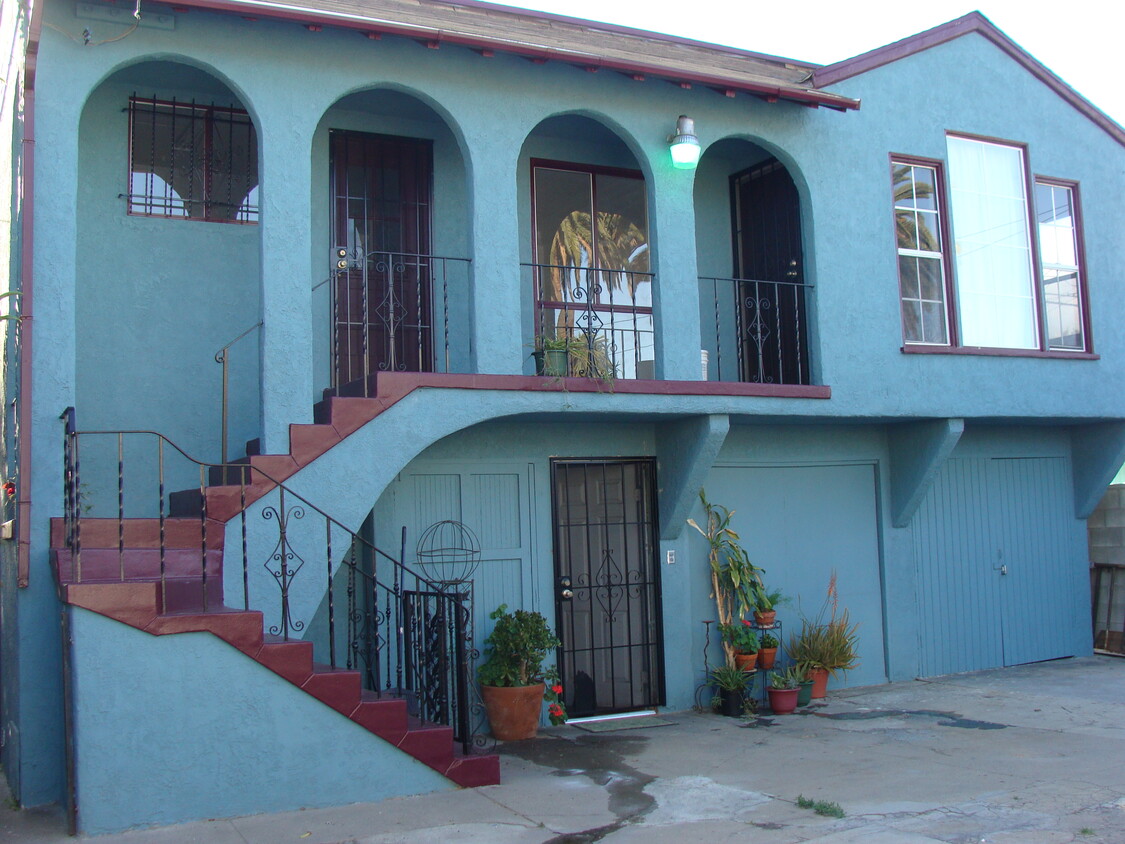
[3,482,15,498]
[552,684,563,695]
[741,619,752,627]
[548,704,563,715]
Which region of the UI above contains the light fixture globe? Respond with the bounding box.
[669,114,701,169]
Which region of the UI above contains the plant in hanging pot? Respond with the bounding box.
[766,665,802,714]
[709,664,751,717]
[531,335,576,377]
[478,604,567,740]
[757,632,779,670]
[718,622,760,672]
[787,572,860,699]
[688,490,766,669]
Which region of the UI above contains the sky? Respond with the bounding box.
[488,0,1124,129]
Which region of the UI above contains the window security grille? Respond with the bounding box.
[127,96,259,223]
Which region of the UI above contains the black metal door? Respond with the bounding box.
[551,459,664,717]
[731,158,809,385]
[330,130,433,386]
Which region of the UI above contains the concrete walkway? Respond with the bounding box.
[4,656,1123,843]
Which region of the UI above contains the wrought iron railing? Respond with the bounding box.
[700,276,813,386]
[1092,563,1125,655]
[526,262,656,381]
[59,408,477,751]
[329,250,471,396]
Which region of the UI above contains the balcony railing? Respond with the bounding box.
[700,276,813,385]
[329,250,472,395]
[526,263,655,381]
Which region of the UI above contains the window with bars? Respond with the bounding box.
[127,96,259,223]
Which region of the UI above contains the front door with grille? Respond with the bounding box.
[551,459,664,717]
[330,130,433,386]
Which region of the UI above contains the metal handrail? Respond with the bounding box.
[59,407,476,749]
[214,322,262,466]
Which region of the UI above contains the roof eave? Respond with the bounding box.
[165,0,860,110]
[813,11,1125,149]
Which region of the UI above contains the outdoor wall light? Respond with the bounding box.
[669,115,701,169]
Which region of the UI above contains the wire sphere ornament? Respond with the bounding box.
[415,520,481,585]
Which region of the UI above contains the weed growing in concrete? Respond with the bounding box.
[1079,829,1095,836]
[796,795,845,818]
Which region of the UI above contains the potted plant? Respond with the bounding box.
[709,664,751,717]
[795,665,814,706]
[718,622,759,672]
[688,490,766,668]
[758,632,779,670]
[766,666,801,714]
[532,335,574,377]
[787,572,860,699]
[478,603,567,740]
[752,587,788,628]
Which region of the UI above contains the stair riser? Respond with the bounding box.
[55,549,221,582]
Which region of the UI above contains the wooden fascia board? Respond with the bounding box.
[813,11,1125,148]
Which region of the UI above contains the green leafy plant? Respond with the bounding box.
[788,571,860,678]
[797,795,845,818]
[718,622,759,654]
[688,490,766,666]
[478,604,567,724]
[759,632,779,650]
[767,666,802,690]
[754,588,788,613]
[709,664,751,692]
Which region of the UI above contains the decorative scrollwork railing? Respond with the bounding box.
[59,408,476,752]
[700,276,813,386]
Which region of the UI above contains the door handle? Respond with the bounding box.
[560,589,574,600]
[557,576,573,601]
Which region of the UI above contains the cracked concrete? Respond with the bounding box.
[2,656,1122,843]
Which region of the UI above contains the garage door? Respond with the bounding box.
[707,463,887,688]
[914,456,1086,677]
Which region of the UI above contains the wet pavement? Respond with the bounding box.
[3,655,1123,843]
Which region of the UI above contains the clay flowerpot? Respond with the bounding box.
[734,652,759,673]
[809,667,829,699]
[767,686,799,715]
[797,679,814,707]
[753,610,777,628]
[757,647,778,670]
[481,683,544,740]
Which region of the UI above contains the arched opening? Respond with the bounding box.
[517,115,654,380]
[311,88,469,395]
[694,137,812,386]
[76,60,261,468]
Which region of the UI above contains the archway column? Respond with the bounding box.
[257,102,316,453]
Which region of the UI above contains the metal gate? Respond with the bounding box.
[551,459,664,717]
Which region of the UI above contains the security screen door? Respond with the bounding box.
[330,130,433,386]
[551,459,664,717]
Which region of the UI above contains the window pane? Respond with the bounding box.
[947,136,1037,349]
[893,161,948,345]
[1036,181,1084,351]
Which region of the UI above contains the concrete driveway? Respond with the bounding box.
[4,656,1123,843]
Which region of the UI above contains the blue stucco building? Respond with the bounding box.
[2,0,1123,833]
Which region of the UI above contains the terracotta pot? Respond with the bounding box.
[809,667,829,699]
[753,610,777,628]
[797,679,814,707]
[481,683,544,740]
[734,652,758,673]
[757,647,778,670]
[767,686,799,715]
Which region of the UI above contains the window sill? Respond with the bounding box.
[901,344,1098,360]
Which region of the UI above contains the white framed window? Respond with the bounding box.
[1036,179,1086,351]
[893,159,950,345]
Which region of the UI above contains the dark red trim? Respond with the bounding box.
[813,12,1125,148]
[901,345,1098,360]
[1034,176,1093,354]
[374,371,832,400]
[889,153,958,347]
[163,0,858,110]
[531,158,644,181]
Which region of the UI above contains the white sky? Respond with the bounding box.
[489,0,1123,128]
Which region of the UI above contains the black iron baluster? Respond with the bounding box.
[326,517,336,668]
[712,278,722,381]
[346,546,356,671]
[240,480,248,611]
[199,464,208,612]
[395,526,405,694]
[117,433,125,580]
[454,596,470,753]
[158,439,165,610]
